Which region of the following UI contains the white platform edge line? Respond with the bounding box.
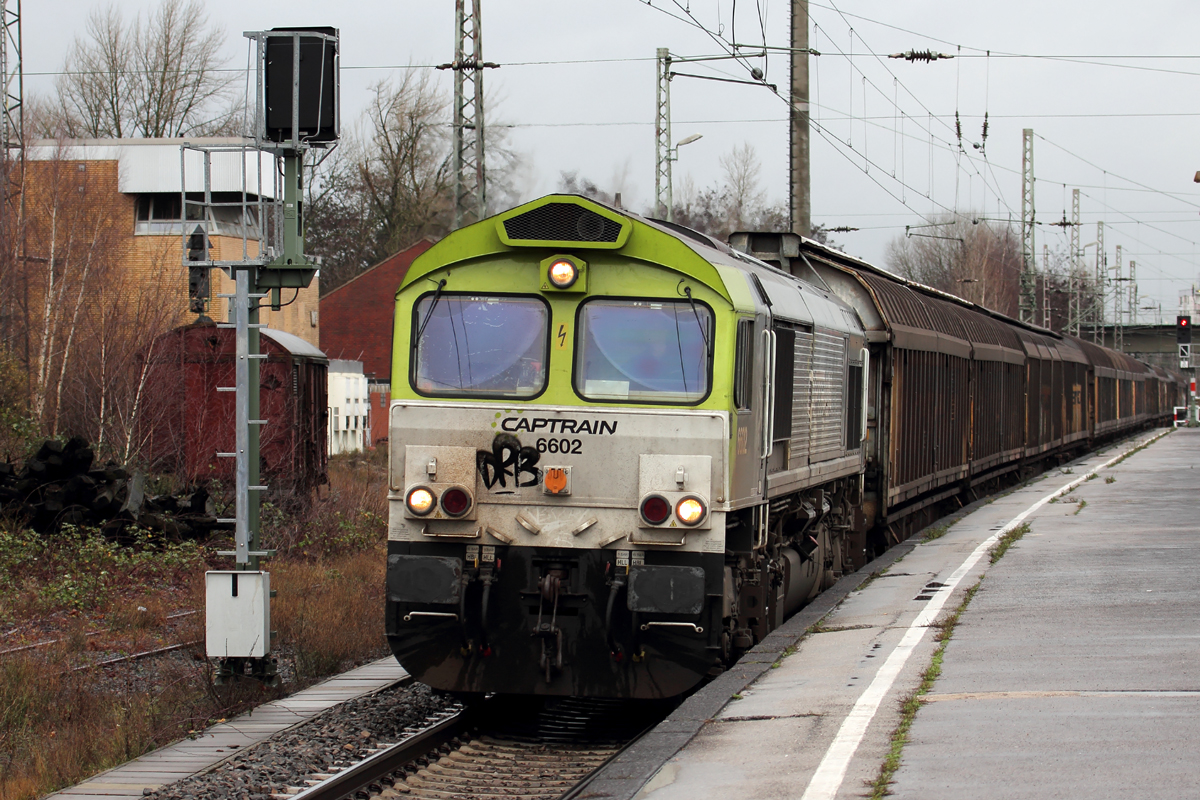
[799,429,1169,800]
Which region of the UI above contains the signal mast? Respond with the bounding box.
[190,27,340,684]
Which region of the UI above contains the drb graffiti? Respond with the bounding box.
[477,433,540,489]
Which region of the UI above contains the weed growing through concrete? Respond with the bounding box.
[1086,473,1098,481]
[922,520,956,542]
[1105,476,1116,484]
[1107,429,1170,468]
[989,522,1031,565]
[856,567,888,592]
[1074,500,1087,515]
[867,578,983,799]
[771,643,800,669]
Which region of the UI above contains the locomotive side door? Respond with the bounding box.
[729,306,773,507]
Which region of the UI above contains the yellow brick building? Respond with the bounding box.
[26,138,320,347]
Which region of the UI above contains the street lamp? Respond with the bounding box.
[665,134,702,223]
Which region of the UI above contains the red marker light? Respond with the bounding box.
[640,495,671,525]
[440,487,472,517]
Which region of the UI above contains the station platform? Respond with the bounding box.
[586,427,1196,800]
[46,657,406,799]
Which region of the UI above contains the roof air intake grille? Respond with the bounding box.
[503,202,623,243]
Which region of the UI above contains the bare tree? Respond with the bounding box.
[52,0,236,139]
[55,6,132,137]
[720,142,766,231]
[308,73,453,294]
[357,74,452,256]
[0,144,183,463]
[130,0,236,137]
[665,142,788,243]
[305,73,525,294]
[886,214,1022,316]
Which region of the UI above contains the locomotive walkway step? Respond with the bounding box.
[580,428,1194,800]
[45,657,406,799]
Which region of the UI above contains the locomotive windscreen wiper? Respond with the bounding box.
[683,286,711,351]
[415,278,448,342]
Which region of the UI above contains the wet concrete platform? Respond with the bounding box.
[584,427,1195,800]
[45,657,406,799]
[890,428,1200,799]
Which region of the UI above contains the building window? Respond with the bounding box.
[134,192,260,236]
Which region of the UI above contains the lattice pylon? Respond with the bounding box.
[0,0,20,153]
[1069,188,1081,336]
[451,0,486,230]
[1019,128,1036,324]
[654,47,671,220]
[0,0,22,351]
[1092,221,1105,344]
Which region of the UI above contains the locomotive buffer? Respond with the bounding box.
[186,27,340,684]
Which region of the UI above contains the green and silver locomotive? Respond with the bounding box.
[386,195,867,698]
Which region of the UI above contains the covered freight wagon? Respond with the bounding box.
[138,321,328,495]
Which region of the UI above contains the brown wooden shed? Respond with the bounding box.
[139,321,328,495]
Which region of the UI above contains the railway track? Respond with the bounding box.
[281,695,673,800]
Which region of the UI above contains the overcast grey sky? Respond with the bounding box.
[24,1,1200,319]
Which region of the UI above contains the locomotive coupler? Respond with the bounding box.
[458,569,475,655]
[604,569,628,660]
[533,569,567,683]
[477,564,495,656]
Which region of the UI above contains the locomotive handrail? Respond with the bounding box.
[403,611,459,622]
[762,328,776,459]
[861,347,870,443]
[640,622,705,634]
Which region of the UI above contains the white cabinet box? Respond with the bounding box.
[205,571,271,658]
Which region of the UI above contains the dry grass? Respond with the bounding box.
[271,542,389,680]
[0,645,270,800]
[0,451,392,800]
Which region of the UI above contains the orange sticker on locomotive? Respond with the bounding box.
[544,468,568,494]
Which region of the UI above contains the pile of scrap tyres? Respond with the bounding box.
[0,436,232,538]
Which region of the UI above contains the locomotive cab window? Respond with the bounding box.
[575,298,713,404]
[734,318,754,411]
[411,293,549,398]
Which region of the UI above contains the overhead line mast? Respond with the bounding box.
[1069,188,1081,336]
[1020,128,1036,325]
[0,0,21,350]
[654,47,672,221]
[790,0,811,238]
[438,0,496,230]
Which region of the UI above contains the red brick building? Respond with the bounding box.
[319,238,435,444]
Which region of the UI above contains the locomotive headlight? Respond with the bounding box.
[547,259,579,288]
[675,496,707,526]
[406,486,436,516]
